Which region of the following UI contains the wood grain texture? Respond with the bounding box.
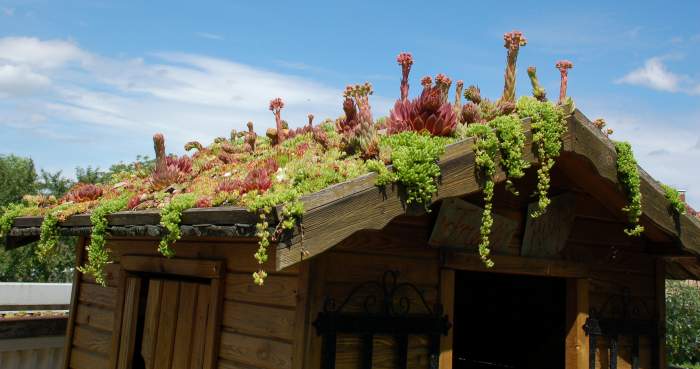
[69,347,108,369]
[522,193,577,258]
[78,283,117,308]
[73,325,112,355]
[224,273,298,308]
[565,279,589,369]
[221,301,295,341]
[219,331,293,369]
[153,280,180,369]
[62,236,86,369]
[439,269,454,369]
[429,197,518,255]
[292,262,311,369]
[172,282,199,369]
[74,305,114,332]
[141,279,163,369]
[120,255,224,279]
[116,277,143,369]
[191,284,212,369]
[444,251,590,278]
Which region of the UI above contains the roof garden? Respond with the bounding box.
[1,31,698,285]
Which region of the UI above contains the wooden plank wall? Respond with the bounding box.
[562,193,663,369]
[303,217,442,369]
[67,238,304,369]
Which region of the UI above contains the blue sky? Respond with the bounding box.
[0,1,699,205]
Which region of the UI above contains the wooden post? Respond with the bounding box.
[62,236,87,369]
[566,278,589,369]
[656,259,667,369]
[439,269,455,369]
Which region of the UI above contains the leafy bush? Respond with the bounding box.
[667,280,700,364]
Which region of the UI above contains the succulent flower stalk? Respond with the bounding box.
[244,121,257,152]
[527,66,547,101]
[421,76,432,89]
[153,133,167,175]
[454,80,464,120]
[435,74,452,104]
[397,52,413,101]
[556,60,573,104]
[464,85,482,104]
[269,98,286,145]
[501,31,527,103]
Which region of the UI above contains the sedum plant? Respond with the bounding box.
[516,96,567,217]
[661,184,686,215]
[614,141,644,236]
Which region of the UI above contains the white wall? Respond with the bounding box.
[0,283,71,308]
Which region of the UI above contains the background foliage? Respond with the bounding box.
[0,154,153,282]
[667,280,700,365]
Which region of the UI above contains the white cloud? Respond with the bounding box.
[616,57,700,95]
[195,32,223,41]
[616,57,682,92]
[587,109,700,207]
[0,36,353,155]
[0,64,51,97]
[0,37,89,69]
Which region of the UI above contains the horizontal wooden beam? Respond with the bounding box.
[120,255,225,279]
[0,316,68,339]
[12,206,257,228]
[443,251,590,278]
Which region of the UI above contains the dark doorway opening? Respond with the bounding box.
[453,271,566,369]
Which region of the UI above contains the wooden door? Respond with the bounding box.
[139,279,211,369]
[112,256,224,369]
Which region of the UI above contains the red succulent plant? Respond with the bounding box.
[387,55,457,136]
[336,83,379,158]
[151,133,193,189]
[62,183,103,203]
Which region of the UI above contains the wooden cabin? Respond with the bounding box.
[6,110,700,369]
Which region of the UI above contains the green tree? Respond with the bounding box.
[667,280,700,364]
[0,241,75,282]
[0,155,75,282]
[38,169,74,198]
[0,154,38,206]
[75,165,109,184]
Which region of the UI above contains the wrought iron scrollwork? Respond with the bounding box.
[583,288,659,369]
[313,271,451,369]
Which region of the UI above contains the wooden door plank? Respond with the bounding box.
[62,236,86,369]
[172,282,199,369]
[203,278,224,369]
[117,277,143,369]
[439,269,455,369]
[153,280,180,369]
[141,279,163,369]
[565,278,589,369]
[190,284,211,369]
